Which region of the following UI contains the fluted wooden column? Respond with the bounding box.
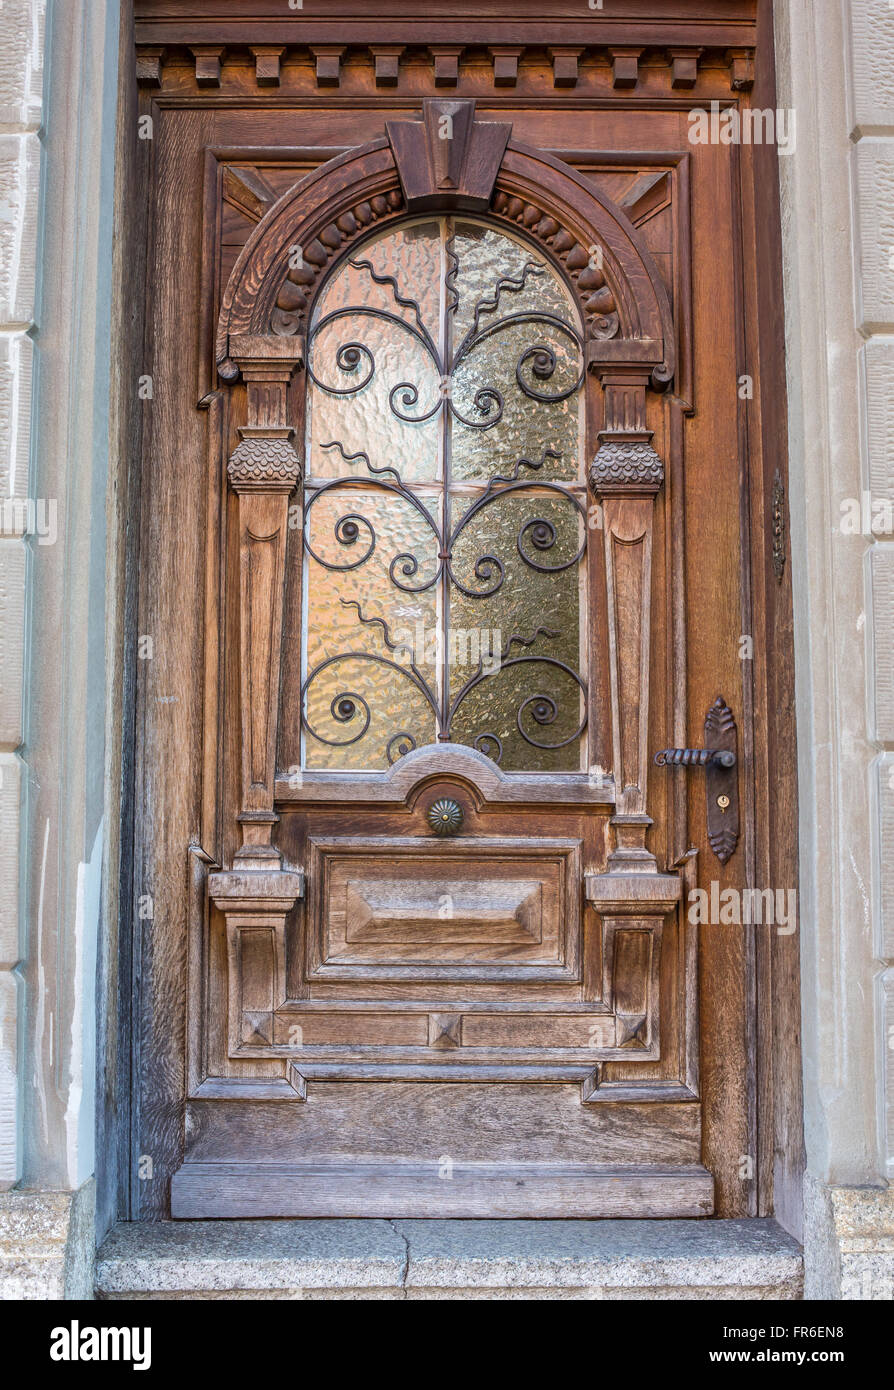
[227,336,304,869]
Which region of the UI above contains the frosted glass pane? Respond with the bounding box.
[301,216,587,773]
[450,220,582,484]
[448,493,585,772]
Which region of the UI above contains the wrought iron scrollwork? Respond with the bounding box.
[301,220,589,768]
[306,248,585,432]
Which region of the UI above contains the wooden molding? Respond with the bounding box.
[369,44,404,86]
[489,45,524,87]
[190,45,225,87]
[429,44,464,86]
[548,46,584,88]
[610,47,643,89]
[310,44,345,86]
[250,45,284,87]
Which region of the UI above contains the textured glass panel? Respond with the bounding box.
[450,221,582,484]
[448,494,585,772]
[304,487,440,769]
[301,216,587,773]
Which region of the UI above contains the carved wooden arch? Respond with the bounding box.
[212,101,679,941]
[216,101,674,387]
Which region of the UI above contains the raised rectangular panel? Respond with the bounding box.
[855,144,894,332]
[340,877,545,959]
[848,0,894,131]
[878,756,894,959]
[883,969,894,1173]
[308,836,580,983]
[0,335,32,509]
[0,540,25,748]
[461,1013,615,1050]
[273,1011,429,1048]
[865,342,894,504]
[872,549,894,741]
[0,134,40,325]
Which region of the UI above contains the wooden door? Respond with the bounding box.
[127,1,801,1222]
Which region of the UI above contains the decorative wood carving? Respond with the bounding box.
[311,45,345,86]
[726,47,755,90]
[772,467,786,582]
[610,47,643,89]
[590,439,664,492]
[490,46,524,87]
[668,46,703,88]
[135,45,164,87]
[250,46,284,87]
[386,100,511,213]
[430,45,463,86]
[429,1013,462,1049]
[587,358,665,876]
[216,131,674,389]
[211,868,305,1070]
[190,45,224,87]
[226,339,303,868]
[370,45,404,86]
[222,166,276,224]
[275,741,614,806]
[549,47,583,88]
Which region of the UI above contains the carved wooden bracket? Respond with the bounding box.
[386,99,511,212]
[211,869,304,1069]
[585,871,681,1074]
[227,337,303,869]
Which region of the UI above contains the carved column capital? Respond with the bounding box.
[589,439,664,497]
[227,429,302,495]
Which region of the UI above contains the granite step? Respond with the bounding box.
[96,1217,803,1300]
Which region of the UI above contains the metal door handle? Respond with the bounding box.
[653,697,739,864]
[653,747,736,769]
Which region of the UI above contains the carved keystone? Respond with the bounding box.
[386,100,511,212]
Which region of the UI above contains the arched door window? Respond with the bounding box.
[301,215,588,772]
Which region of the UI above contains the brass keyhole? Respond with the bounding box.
[717,794,730,813]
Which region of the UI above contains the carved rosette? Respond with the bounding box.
[227,432,302,494]
[589,439,664,496]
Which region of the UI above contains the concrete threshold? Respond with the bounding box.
[96,1218,803,1300]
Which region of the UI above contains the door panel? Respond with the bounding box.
[129,2,797,1221]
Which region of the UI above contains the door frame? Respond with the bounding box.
[106,0,803,1230]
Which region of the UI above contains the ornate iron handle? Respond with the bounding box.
[653,747,736,769]
[653,698,740,865]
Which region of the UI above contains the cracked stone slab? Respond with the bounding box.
[394,1218,802,1295]
[96,1218,802,1300]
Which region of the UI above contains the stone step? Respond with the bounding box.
[96,1217,803,1300]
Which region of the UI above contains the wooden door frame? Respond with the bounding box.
[111,0,803,1231]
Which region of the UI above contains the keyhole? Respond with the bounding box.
[717,794,730,813]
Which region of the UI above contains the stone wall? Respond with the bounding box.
[0,0,44,1196]
[0,0,120,1299]
[775,0,894,1297]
